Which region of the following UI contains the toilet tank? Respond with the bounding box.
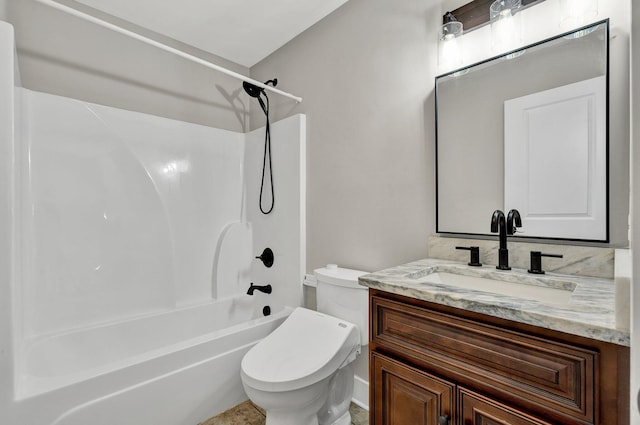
[314,264,369,346]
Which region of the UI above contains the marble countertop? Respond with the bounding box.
[358,258,630,346]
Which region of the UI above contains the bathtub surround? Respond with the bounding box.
[0,24,306,424]
[0,21,16,423]
[428,235,615,279]
[14,89,305,339]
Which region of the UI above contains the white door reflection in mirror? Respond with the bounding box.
[504,76,607,241]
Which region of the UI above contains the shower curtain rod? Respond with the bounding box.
[34,0,303,103]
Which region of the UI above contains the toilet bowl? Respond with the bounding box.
[241,265,368,425]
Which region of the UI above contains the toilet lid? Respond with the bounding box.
[241,307,360,392]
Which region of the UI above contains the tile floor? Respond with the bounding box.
[199,400,369,425]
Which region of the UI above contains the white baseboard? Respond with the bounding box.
[351,375,369,410]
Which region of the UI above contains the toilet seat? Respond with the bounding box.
[241,307,360,393]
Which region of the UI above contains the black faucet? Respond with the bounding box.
[490,209,522,270]
[247,283,272,295]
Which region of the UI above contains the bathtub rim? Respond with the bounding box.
[16,304,292,400]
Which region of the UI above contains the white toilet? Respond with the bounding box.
[241,264,368,425]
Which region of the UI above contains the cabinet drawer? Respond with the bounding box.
[371,295,597,424]
[460,387,554,425]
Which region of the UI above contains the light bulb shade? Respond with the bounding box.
[560,0,598,30]
[490,0,522,54]
[489,0,522,20]
[440,21,463,41]
[438,21,463,72]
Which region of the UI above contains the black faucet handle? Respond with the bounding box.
[456,246,482,267]
[528,251,563,274]
[255,248,274,268]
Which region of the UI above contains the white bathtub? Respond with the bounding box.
[12,298,290,425]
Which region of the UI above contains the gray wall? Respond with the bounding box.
[2,0,249,132]
[250,0,439,273]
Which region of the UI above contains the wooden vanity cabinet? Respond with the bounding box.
[369,289,630,425]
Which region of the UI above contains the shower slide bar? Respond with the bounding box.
[33,0,303,103]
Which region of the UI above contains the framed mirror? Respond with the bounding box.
[436,20,609,242]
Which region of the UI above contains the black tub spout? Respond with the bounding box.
[247,283,272,295]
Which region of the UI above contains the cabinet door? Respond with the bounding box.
[372,353,454,425]
[460,388,554,425]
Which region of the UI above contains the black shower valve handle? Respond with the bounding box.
[456,246,482,267]
[255,247,274,268]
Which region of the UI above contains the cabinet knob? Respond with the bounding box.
[438,414,450,425]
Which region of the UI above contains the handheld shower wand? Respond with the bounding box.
[243,78,278,215]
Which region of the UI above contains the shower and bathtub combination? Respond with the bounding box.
[0,21,306,425]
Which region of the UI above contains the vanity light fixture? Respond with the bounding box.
[437,0,547,70]
[490,0,523,56]
[443,0,545,33]
[438,12,464,72]
[559,0,598,32]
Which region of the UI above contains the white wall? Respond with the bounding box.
[251,0,438,273]
[3,0,250,132]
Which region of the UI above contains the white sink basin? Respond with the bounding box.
[420,271,574,306]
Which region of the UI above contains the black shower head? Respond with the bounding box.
[243,81,263,98]
[243,79,278,116]
[242,79,278,98]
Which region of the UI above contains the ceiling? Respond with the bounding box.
[73,0,350,68]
